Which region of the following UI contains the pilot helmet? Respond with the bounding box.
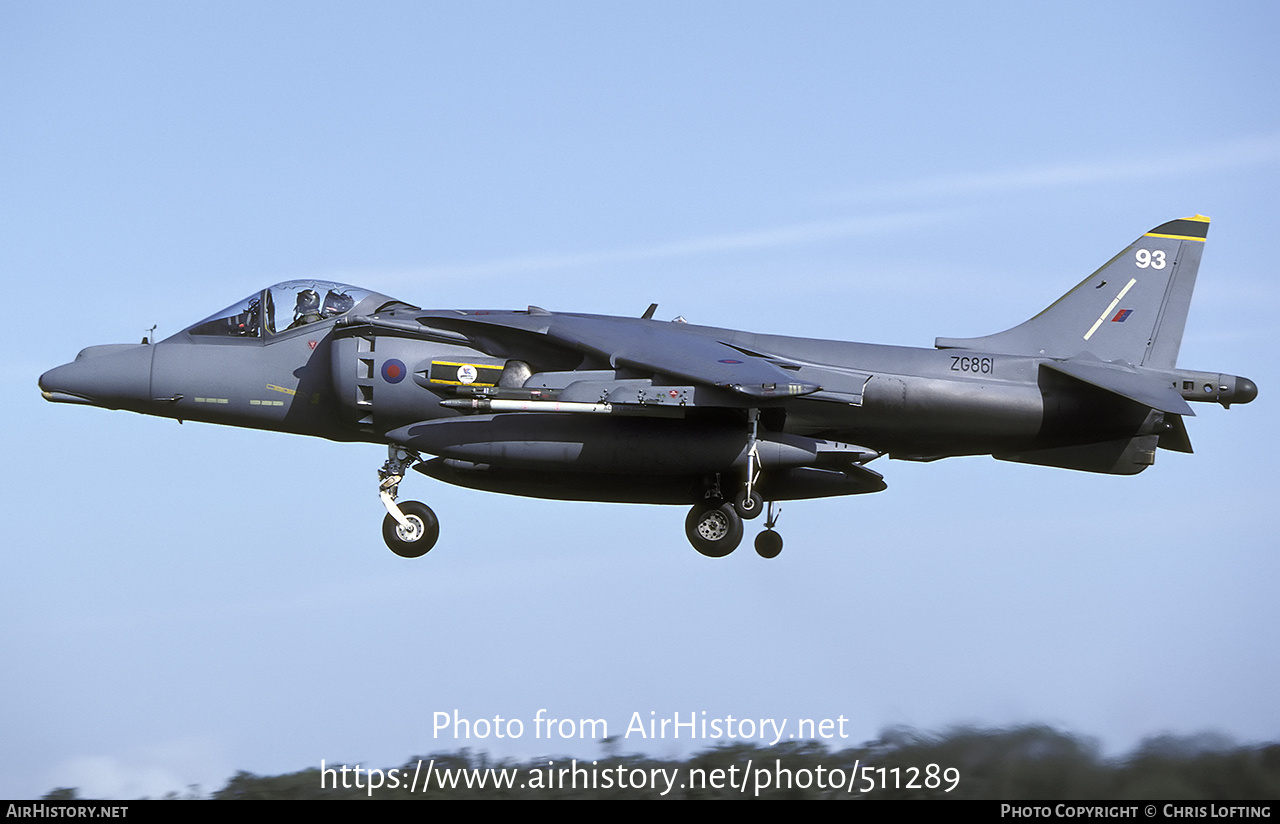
[295,289,320,315]
[323,289,355,316]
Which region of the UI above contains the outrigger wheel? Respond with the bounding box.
[754,529,783,559]
[754,500,783,558]
[685,499,743,557]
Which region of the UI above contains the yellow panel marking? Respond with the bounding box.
[1083,278,1137,341]
[430,379,500,386]
[429,360,502,387]
[1145,214,1209,242]
[266,384,297,396]
[1144,232,1207,242]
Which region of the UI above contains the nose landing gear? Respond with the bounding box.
[378,446,439,557]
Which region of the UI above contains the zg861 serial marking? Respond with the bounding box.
[950,356,994,374]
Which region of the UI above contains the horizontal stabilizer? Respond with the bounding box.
[1041,359,1194,416]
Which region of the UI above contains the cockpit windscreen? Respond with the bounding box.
[185,281,378,338]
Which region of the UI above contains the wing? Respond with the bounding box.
[548,314,820,399]
[394,309,822,400]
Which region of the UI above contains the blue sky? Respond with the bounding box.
[4,1,1278,798]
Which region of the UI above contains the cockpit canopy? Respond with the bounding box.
[183,280,402,338]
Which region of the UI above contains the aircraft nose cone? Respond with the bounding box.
[1235,377,1258,405]
[40,344,154,408]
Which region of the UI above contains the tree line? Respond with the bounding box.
[44,725,1280,800]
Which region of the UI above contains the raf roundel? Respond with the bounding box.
[382,358,407,384]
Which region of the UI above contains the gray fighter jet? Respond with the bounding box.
[39,216,1256,559]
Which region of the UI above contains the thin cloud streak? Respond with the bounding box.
[351,133,1280,289]
[841,133,1280,203]
[364,209,955,287]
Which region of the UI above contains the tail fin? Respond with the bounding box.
[936,215,1209,368]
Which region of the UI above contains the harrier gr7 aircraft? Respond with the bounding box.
[40,215,1256,559]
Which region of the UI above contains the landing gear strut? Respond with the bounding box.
[378,446,439,557]
[737,409,764,521]
[683,411,788,559]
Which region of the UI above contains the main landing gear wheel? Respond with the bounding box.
[685,500,743,558]
[382,500,440,558]
[734,489,763,520]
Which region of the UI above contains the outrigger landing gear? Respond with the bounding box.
[753,501,783,559]
[378,446,439,558]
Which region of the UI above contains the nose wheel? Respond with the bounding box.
[382,500,439,558]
